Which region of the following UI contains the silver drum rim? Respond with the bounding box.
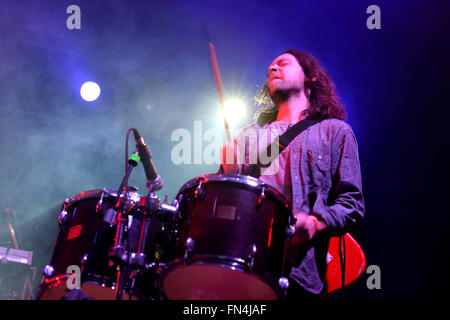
[177,173,290,209]
[64,188,142,207]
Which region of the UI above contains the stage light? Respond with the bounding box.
[222,99,246,125]
[80,81,101,102]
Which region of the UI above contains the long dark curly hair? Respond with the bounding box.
[254,49,346,126]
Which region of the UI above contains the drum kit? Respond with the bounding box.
[35,44,298,300]
[36,173,296,300]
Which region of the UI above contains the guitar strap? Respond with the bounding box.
[247,118,322,178]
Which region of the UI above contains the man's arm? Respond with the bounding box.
[312,125,365,237]
[292,125,364,244]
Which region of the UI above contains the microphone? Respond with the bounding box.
[132,129,163,192]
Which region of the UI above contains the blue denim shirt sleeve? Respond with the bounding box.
[312,125,365,236]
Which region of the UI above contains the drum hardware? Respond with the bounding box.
[285,215,297,238]
[81,254,89,267]
[194,177,206,199]
[42,265,55,278]
[184,237,195,259]
[285,225,296,238]
[95,189,107,214]
[277,277,290,296]
[147,176,164,193]
[108,148,179,300]
[108,196,135,265]
[160,196,179,217]
[128,194,158,270]
[149,262,166,278]
[102,207,117,227]
[58,199,70,227]
[77,150,146,299]
[256,185,266,208]
[246,244,258,269]
[109,196,135,300]
[84,151,140,300]
[128,252,146,267]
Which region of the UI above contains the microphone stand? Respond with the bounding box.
[108,151,141,300]
[107,134,176,300]
[78,152,140,298]
[110,156,168,300]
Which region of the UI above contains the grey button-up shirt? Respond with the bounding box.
[220,118,365,294]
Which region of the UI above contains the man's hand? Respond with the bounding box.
[285,211,321,267]
[292,212,318,246]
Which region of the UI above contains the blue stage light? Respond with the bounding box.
[80,81,101,102]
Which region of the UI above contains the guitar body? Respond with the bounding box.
[325,233,366,293]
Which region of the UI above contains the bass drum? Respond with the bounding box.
[36,188,165,300]
[159,174,295,300]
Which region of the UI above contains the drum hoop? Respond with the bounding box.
[41,273,115,287]
[64,188,141,207]
[38,275,136,299]
[161,254,250,274]
[177,174,290,208]
[158,254,284,299]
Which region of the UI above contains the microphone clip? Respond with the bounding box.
[147,175,164,194]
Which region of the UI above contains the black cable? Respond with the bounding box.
[125,128,135,197]
[338,235,346,300]
[119,128,138,299]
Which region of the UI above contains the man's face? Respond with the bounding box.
[266,53,306,97]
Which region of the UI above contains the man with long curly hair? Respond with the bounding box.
[219,49,365,299]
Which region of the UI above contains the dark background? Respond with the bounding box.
[0,0,448,300]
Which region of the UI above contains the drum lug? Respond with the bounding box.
[58,199,70,227]
[256,186,265,208]
[184,237,195,259]
[42,265,55,278]
[129,252,146,268]
[176,193,183,204]
[58,209,68,227]
[109,245,128,263]
[96,189,107,214]
[194,178,206,200]
[285,215,297,238]
[246,244,257,268]
[81,254,89,267]
[278,277,290,296]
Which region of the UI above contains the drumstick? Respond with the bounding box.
[209,42,232,142]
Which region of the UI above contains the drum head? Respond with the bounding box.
[162,264,278,300]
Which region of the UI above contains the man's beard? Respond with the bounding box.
[269,87,301,104]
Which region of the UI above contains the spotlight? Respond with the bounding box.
[222,99,246,125]
[80,81,101,102]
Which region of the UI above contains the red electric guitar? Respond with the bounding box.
[325,233,366,293]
